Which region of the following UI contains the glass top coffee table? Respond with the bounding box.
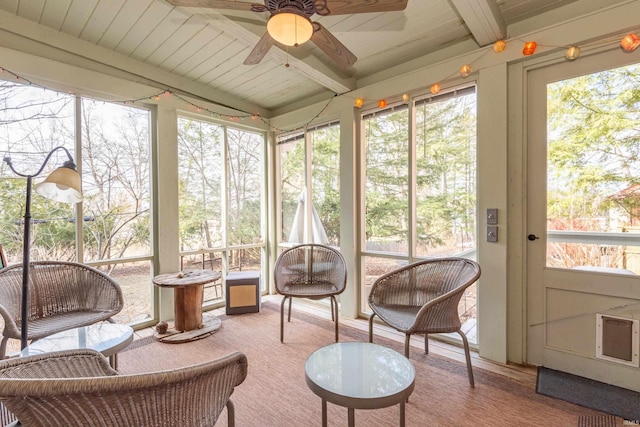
[21,323,133,370]
[305,342,415,427]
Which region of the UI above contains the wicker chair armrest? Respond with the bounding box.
[0,303,20,338]
[0,349,117,380]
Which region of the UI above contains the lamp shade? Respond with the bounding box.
[267,11,313,46]
[35,166,82,204]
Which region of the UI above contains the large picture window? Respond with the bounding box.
[278,122,340,248]
[362,85,477,341]
[178,116,266,303]
[0,82,154,328]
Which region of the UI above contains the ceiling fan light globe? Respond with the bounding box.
[267,11,313,47]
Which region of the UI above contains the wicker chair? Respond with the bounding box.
[0,261,124,359]
[0,349,248,427]
[274,244,347,342]
[368,257,481,386]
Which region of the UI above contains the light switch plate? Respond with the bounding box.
[487,208,498,225]
[487,226,498,242]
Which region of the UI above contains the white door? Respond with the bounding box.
[526,48,640,391]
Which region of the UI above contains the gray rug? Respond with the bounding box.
[537,366,640,421]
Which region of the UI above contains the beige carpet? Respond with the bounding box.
[117,300,611,427]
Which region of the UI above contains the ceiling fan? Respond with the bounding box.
[166,0,409,68]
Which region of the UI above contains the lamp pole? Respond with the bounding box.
[2,146,81,350]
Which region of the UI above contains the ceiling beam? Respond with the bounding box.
[195,8,355,94]
[450,0,506,46]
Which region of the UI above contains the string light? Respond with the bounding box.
[493,40,506,53]
[565,46,580,61]
[522,41,537,55]
[620,33,640,52]
[0,30,632,134]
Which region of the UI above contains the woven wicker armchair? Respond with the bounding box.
[368,257,481,386]
[274,244,347,342]
[0,261,124,359]
[0,348,248,427]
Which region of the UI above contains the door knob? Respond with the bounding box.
[527,234,539,241]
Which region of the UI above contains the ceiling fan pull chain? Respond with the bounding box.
[286,46,290,68]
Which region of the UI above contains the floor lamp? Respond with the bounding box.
[2,146,82,350]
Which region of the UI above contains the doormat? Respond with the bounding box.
[577,414,618,427]
[536,366,640,421]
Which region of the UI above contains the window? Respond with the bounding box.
[546,63,640,273]
[361,86,477,339]
[0,82,154,326]
[278,122,340,247]
[177,116,267,302]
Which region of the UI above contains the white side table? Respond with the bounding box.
[21,323,133,369]
[305,342,415,427]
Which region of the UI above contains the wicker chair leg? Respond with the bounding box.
[424,333,429,354]
[404,334,411,358]
[227,399,235,427]
[280,296,287,343]
[0,337,8,360]
[287,297,293,322]
[368,314,376,343]
[457,330,475,387]
[331,296,339,342]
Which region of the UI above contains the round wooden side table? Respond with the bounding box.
[153,269,221,343]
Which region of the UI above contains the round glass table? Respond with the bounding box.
[305,342,415,427]
[21,323,133,369]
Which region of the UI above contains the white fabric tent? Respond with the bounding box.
[287,191,329,244]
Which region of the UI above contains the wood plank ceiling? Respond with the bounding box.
[0,0,593,118]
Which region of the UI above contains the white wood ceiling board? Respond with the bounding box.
[203,56,268,90]
[244,67,313,98]
[143,16,206,65]
[354,22,469,77]
[79,0,127,45]
[113,0,170,55]
[216,62,317,101]
[41,0,72,30]
[160,25,223,71]
[131,7,192,61]
[96,0,154,50]
[16,0,44,23]
[61,0,98,38]
[347,2,461,62]
[177,36,242,78]
[498,0,578,23]
[0,0,18,14]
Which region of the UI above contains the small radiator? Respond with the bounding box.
[596,313,639,367]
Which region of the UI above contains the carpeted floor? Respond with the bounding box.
[117,301,615,427]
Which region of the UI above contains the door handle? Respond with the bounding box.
[527,234,539,241]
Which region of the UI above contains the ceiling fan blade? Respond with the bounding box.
[310,22,357,68]
[318,0,408,15]
[166,0,259,11]
[244,32,274,65]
